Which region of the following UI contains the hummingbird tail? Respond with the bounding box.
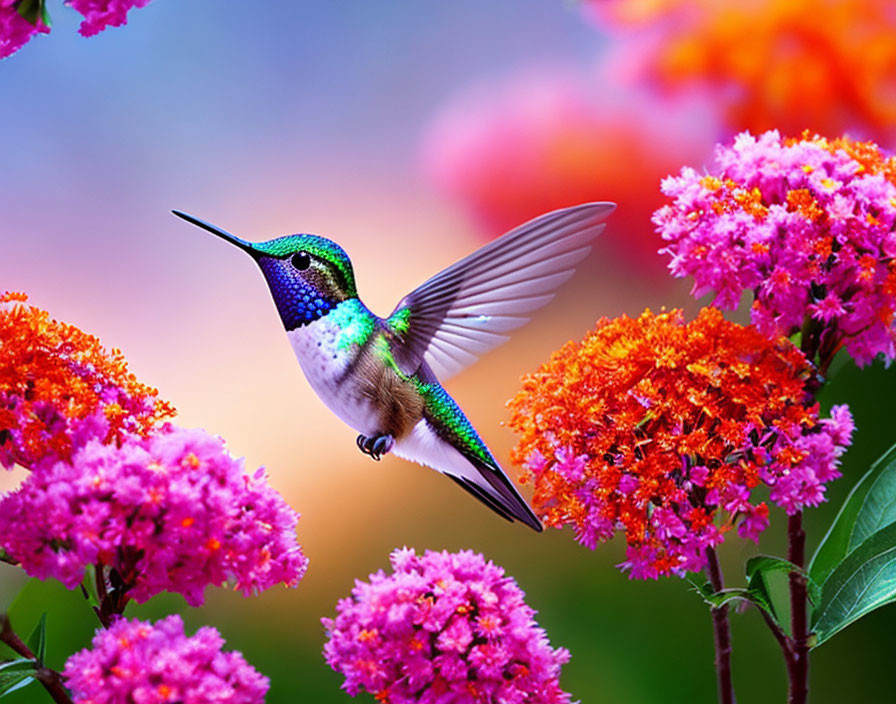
[392,420,543,531]
[445,474,518,525]
[459,454,543,532]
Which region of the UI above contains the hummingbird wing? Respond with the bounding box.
[386,202,615,379]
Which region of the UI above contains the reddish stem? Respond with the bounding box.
[758,605,793,666]
[83,563,133,627]
[787,512,809,704]
[705,547,736,704]
[93,564,112,628]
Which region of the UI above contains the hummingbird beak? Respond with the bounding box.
[171,210,261,258]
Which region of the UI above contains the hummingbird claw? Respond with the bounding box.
[371,434,395,458]
[356,433,395,461]
[356,434,376,458]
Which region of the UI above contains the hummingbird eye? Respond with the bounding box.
[291,251,311,271]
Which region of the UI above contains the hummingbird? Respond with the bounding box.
[172,202,614,531]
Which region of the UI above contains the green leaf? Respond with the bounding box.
[687,578,722,605]
[688,574,782,622]
[15,0,38,25]
[745,556,785,621]
[0,659,36,698]
[746,554,820,610]
[810,442,896,588]
[687,577,711,596]
[746,555,803,577]
[0,676,36,698]
[849,449,896,550]
[81,569,100,610]
[698,586,755,609]
[26,614,46,667]
[812,522,896,645]
[40,0,51,28]
[14,0,49,27]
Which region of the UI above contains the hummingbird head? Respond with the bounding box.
[173,211,357,330]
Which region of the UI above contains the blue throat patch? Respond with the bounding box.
[257,257,337,330]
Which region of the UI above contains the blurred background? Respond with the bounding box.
[2,0,896,701]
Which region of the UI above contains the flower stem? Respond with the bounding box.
[757,604,793,666]
[93,564,112,628]
[787,512,809,704]
[0,614,73,704]
[705,547,736,704]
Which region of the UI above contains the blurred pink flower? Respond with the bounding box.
[0,425,308,606]
[66,0,152,37]
[323,548,573,704]
[64,615,268,704]
[420,66,716,271]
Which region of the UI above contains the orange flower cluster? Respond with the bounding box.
[508,308,851,578]
[588,0,896,139]
[0,292,174,469]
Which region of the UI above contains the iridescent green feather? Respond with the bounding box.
[386,306,412,336]
[329,300,376,350]
[254,234,357,296]
[413,380,494,466]
[370,330,494,465]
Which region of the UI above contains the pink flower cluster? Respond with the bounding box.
[0,0,48,58]
[323,548,573,704]
[63,615,268,704]
[0,398,163,473]
[67,0,152,37]
[764,404,855,514]
[654,130,896,366]
[1,0,151,59]
[610,400,853,578]
[0,425,307,606]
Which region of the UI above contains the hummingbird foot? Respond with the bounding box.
[356,433,395,461]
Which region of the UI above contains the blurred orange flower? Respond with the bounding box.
[586,0,896,139]
[420,67,716,271]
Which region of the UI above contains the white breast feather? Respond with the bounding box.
[286,315,380,435]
